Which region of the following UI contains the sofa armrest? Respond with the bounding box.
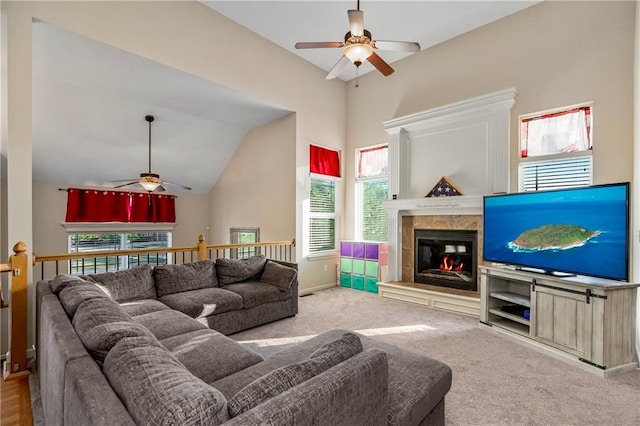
[224,348,389,426]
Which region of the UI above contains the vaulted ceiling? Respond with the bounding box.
[31,1,538,194]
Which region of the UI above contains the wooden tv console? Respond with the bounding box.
[479,265,638,376]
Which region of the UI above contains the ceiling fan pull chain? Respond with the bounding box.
[355,67,359,88]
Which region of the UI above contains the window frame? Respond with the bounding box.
[230,227,260,259]
[355,144,388,241]
[66,228,173,274]
[518,103,593,192]
[306,173,340,257]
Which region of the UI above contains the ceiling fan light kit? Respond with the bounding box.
[294,0,420,80]
[109,114,192,193]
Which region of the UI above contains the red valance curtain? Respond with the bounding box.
[65,189,176,223]
[310,144,341,178]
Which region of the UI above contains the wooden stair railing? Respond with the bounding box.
[33,235,296,281]
[1,242,29,380]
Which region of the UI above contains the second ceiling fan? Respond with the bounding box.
[109,115,192,193]
[295,0,420,80]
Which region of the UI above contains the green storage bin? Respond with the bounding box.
[365,277,379,294]
[352,275,365,291]
[365,260,379,277]
[352,259,365,275]
[340,257,352,273]
[340,273,352,288]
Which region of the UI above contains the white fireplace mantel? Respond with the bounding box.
[383,195,484,217]
[383,88,516,282]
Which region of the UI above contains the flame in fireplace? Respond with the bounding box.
[440,255,464,272]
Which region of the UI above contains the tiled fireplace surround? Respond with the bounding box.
[401,214,483,289]
[378,88,516,317]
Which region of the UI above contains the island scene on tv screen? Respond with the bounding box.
[483,184,629,281]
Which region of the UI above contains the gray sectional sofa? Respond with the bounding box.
[36,255,452,425]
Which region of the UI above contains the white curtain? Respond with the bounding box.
[523,108,591,157]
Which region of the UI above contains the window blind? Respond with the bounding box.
[309,178,336,253]
[310,145,341,178]
[520,157,592,192]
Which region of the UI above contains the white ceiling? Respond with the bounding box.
[204,1,539,81]
[32,21,291,194]
[32,1,538,194]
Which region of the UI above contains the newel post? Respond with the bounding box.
[4,241,29,379]
[197,235,207,261]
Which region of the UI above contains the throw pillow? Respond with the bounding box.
[153,260,218,297]
[259,260,297,292]
[227,332,363,417]
[104,336,230,425]
[58,282,110,317]
[216,255,267,286]
[89,264,156,303]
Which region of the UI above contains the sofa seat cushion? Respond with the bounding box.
[153,260,218,297]
[160,329,264,384]
[259,260,298,292]
[134,309,207,340]
[216,255,267,285]
[158,288,243,318]
[72,297,154,363]
[104,336,230,425]
[222,282,290,309]
[59,282,110,317]
[120,299,171,317]
[88,264,156,302]
[226,332,364,417]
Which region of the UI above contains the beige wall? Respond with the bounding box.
[4,0,347,351]
[31,182,210,256]
[343,1,636,239]
[209,114,295,244]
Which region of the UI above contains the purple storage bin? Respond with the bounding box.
[365,244,379,260]
[353,242,365,259]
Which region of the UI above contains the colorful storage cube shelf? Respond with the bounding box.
[339,241,388,294]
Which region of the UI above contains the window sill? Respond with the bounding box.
[305,250,339,261]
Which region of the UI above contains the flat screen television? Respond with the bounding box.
[483,182,629,281]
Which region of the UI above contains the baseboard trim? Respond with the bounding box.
[378,282,480,317]
[299,282,337,296]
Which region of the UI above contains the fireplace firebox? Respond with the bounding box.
[414,229,477,291]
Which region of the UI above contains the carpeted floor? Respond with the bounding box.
[231,287,640,426]
[30,286,640,425]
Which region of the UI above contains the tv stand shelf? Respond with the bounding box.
[480,265,639,376]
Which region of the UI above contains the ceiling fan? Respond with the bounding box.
[295,0,420,80]
[109,115,192,193]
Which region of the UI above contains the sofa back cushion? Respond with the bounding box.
[72,297,155,363]
[58,282,110,317]
[259,260,298,292]
[216,255,267,286]
[89,264,156,302]
[227,332,363,417]
[153,260,218,297]
[104,336,230,425]
[49,274,90,295]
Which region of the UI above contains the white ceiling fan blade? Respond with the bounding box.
[161,180,192,191]
[112,181,140,189]
[348,10,364,37]
[295,42,343,49]
[325,56,351,80]
[374,40,421,53]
